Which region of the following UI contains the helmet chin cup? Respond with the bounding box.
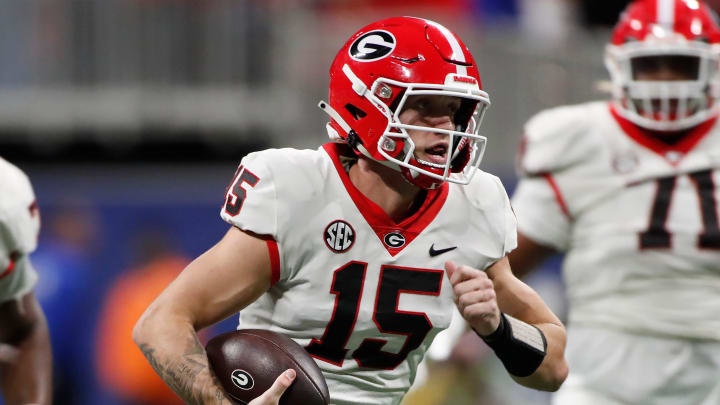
[400,163,444,190]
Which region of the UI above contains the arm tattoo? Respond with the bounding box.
[138,333,229,405]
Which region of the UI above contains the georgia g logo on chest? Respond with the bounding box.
[324,220,356,253]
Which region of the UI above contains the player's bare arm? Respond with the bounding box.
[446,257,568,392]
[133,226,294,405]
[507,232,557,279]
[0,292,53,405]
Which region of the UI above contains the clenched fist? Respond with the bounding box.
[445,260,501,336]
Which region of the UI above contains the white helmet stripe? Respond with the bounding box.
[657,0,675,29]
[421,18,468,76]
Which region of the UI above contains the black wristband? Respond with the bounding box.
[477,311,508,343]
[475,313,547,377]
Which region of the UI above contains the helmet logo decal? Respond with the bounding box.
[349,30,396,62]
[324,220,356,253]
[383,232,406,248]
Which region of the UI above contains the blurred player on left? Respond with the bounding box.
[0,157,52,405]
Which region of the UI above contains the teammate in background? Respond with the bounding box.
[0,157,53,405]
[134,17,567,405]
[510,1,720,404]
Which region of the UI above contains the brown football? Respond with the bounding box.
[206,329,330,405]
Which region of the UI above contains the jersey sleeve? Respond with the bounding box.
[0,160,40,303]
[0,254,38,303]
[220,151,287,284]
[511,104,602,251]
[220,152,278,238]
[518,104,598,176]
[465,173,518,270]
[512,172,572,252]
[495,176,518,259]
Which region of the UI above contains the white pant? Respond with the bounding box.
[553,326,720,405]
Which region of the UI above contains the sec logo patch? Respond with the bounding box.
[324,220,356,253]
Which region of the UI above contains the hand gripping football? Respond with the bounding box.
[206,329,330,405]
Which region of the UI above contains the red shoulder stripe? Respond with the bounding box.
[542,173,571,220]
[266,239,280,286]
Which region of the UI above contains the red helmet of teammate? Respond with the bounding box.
[605,0,720,131]
[319,17,491,189]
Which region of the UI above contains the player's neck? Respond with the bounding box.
[349,158,425,222]
[642,127,694,145]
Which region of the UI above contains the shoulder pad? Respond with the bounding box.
[0,158,39,265]
[0,158,35,217]
[519,101,608,175]
[461,172,517,259]
[221,147,327,238]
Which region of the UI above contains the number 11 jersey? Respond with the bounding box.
[220,142,517,405]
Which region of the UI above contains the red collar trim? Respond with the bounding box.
[609,104,717,164]
[323,143,449,257]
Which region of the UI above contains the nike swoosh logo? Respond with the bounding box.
[429,244,457,257]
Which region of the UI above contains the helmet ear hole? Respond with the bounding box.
[345,104,367,120]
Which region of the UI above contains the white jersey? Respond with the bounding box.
[0,157,40,303]
[221,143,516,405]
[513,101,720,340]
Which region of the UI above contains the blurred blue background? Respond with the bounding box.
[1,0,690,404]
[27,166,238,405]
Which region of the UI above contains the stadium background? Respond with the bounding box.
[0,0,705,404]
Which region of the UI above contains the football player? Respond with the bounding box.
[134,17,568,405]
[510,1,720,404]
[0,157,52,405]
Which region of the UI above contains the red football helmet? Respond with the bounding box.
[605,0,720,131]
[319,17,491,189]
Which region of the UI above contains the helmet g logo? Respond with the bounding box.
[231,369,254,390]
[349,30,396,62]
[384,232,406,248]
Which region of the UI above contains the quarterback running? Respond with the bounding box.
[511,1,720,404]
[134,17,568,405]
